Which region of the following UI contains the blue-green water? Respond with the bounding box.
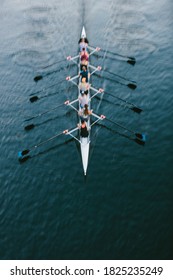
[0,0,173,260]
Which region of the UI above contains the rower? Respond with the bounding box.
[80,65,90,83]
[79,93,89,109]
[79,104,92,121]
[80,48,89,59]
[80,52,89,69]
[79,77,89,95]
[78,120,89,138]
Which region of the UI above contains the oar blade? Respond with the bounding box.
[30,96,39,103]
[131,107,143,114]
[127,59,136,66]
[18,149,30,157]
[128,83,137,90]
[34,75,43,82]
[24,124,35,130]
[135,133,146,145]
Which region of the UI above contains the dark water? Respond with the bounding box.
[0,0,173,260]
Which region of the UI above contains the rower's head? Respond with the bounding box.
[81,119,86,126]
[82,65,86,71]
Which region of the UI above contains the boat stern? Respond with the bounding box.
[80,137,90,175]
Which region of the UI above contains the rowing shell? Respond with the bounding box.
[79,26,90,175]
[65,26,104,175]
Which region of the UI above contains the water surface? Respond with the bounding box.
[0,0,173,259]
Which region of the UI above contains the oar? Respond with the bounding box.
[30,96,39,103]
[33,63,75,82]
[89,45,136,65]
[29,79,65,102]
[39,58,67,69]
[34,75,42,82]
[104,68,136,84]
[29,85,74,103]
[104,91,142,113]
[34,68,64,82]
[24,102,65,130]
[29,85,73,103]
[103,68,137,89]
[100,48,136,65]
[96,122,136,142]
[105,118,146,145]
[34,65,68,82]
[95,72,137,90]
[29,90,59,103]
[25,115,62,131]
[29,79,65,96]
[18,131,64,158]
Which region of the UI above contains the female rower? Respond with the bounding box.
[79,104,92,121]
[80,48,89,59]
[79,77,89,95]
[79,93,89,109]
[80,48,89,69]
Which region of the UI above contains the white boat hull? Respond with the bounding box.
[79,26,90,175]
[80,137,90,175]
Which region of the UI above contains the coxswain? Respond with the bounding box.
[79,38,88,52]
